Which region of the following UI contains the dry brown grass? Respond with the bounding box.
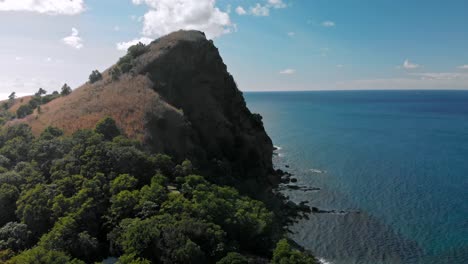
[6,73,170,139]
[0,95,34,114]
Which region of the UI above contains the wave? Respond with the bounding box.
[310,168,326,174]
[274,145,282,151]
[318,258,333,264]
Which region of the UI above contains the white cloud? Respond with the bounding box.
[279,69,296,75]
[114,26,121,31]
[458,65,468,70]
[116,37,153,51]
[333,75,468,90]
[15,56,23,61]
[322,21,335,27]
[62,27,83,49]
[410,72,468,80]
[248,0,287,17]
[402,59,420,69]
[0,0,85,15]
[250,3,270,16]
[268,0,286,9]
[337,64,344,68]
[131,0,233,40]
[287,32,295,37]
[236,6,247,15]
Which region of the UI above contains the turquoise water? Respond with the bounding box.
[244,90,468,264]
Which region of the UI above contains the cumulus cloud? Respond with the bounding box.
[248,0,287,16]
[458,65,468,70]
[410,72,468,80]
[131,0,233,40]
[62,28,83,49]
[402,59,420,69]
[236,6,247,15]
[279,69,296,75]
[268,0,287,9]
[322,21,335,27]
[0,0,85,15]
[250,3,270,16]
[287,32,295,37]
[116,37,153,51]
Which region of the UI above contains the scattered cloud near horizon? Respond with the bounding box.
[279,69,296,75]
[402,59,420,69]
[321,21,335,27]
[458,65,468,70]
[0,0,85,15]
[62,28,84,49]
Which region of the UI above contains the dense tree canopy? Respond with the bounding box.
[0,118,316,263]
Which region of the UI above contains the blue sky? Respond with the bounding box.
[1,0,468,97]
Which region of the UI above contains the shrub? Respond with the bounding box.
[128,42,148,58]
[272,239,317,264]
[120,62,133,74]
[60,84,72,96]
[95,117,121,140]
[16,105,33,119]
[35,88,47,97]
[217,252,248,264]
[89,70,102,84]
[110,67,122,81]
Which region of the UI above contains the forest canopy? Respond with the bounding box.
[0,118,316,264]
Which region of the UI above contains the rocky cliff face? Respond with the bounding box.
[136,31,274,183]
[12,30,275,185]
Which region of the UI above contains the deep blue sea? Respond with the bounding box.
[244,90,468,264]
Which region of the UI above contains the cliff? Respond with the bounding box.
[8,30,275,185]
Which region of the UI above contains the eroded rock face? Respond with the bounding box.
[135,30,274,182]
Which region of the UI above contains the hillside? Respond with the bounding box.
[0,30,317,264]
[6,30,275,186]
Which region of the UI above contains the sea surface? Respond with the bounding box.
[244,90,468,264]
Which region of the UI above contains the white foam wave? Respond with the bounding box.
[310,168,326,174]
[318,258,333,264]
[274,145,282,151]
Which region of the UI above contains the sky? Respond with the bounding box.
[1,0,468,97]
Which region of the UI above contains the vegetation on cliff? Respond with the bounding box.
[0,120,316,263]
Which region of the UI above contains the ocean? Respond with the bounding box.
[244,90,468,264]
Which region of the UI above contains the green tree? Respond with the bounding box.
[60,83,72,96]
[0,222,32,251]
[128,42,148,58]
[7,246,84,264]
[95,117,120,141]
[110,67,122,81]
[28,96,41,109]
[89,70,102,84]
[16,184,54,238]
[35,88,47,97]
[272,239,317,264]
[0,184,20,226]
[16,104,33,118]
[8,92,16,101]
[217,252,248,264]
[110,174,138,195]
